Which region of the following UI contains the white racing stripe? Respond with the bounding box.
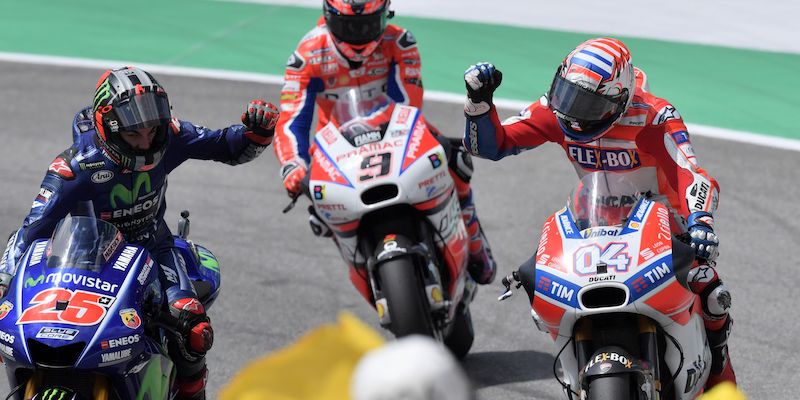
[3,51,798,152]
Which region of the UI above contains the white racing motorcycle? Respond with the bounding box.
[500,171,711,399]
[285,89,477,358]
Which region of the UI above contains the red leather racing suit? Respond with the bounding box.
[464,68,720,230]
[274,19,423,168]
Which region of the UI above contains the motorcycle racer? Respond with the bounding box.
[0,66,279,399]
[462,38,735,388]
[273,0,497,284]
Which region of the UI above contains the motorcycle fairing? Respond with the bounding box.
[529,196,710,399]
[0,238,172,399]
[310,104,468,309]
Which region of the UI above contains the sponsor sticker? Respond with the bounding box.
[100,348,132,364]
[0,301,13,320]
[36,327,79,341]
[119,308,142,329]
[91,170,114,184]
[100,334,140,350]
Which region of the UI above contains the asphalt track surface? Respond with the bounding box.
[0,62,797,399]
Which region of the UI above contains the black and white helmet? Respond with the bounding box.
[92,66,172,171]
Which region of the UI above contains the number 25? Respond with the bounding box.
[18,288,114,326]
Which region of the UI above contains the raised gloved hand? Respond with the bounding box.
[687,211,719,262]
[280,160,308,198]
[242,100,279,145]
[0,272,12,298]
[170,298,214,355]
[464,62,503,116]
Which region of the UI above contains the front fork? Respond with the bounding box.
[364,237,450,329]
[574,317,662,400]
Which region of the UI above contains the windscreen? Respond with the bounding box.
[329,88,395,146]
[46,216,124,273]
[567,172,642,231]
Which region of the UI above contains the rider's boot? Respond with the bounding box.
[434,134,496,284]
[175,365,208,400]
[457,188,496,285]
[687,264,737,388]
[705,317,736,389]
[444,139,496,285]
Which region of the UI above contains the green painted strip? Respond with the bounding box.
[2,0,798,139]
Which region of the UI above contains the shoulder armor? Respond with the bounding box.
[396,29,417,50]
[287,51,306,71]
[47,147,78,180]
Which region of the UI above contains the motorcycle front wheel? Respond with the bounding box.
[377,255,434,338]
[586,374,633,400]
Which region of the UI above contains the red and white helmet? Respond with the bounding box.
[323,0,393,63]
[547,37,635,143]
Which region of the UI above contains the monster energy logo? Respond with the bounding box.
[40,387,73,400]
[94,79,112,110]
[198,249,220,273]
[110,173,151,208]
[24,274,44,288]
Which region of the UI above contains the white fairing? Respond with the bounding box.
[309,105,467,273]
[534,198,711,399]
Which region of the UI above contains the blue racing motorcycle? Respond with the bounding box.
[0,212,220,399]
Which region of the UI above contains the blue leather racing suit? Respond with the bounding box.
[1,107,267,304]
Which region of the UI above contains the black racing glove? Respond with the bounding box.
[464,62,503,104]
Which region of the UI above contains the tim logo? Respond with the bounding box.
[568,144,641,171]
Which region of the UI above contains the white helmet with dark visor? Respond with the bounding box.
[548,38,636,143]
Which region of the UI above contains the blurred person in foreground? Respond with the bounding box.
[220,312,474,400]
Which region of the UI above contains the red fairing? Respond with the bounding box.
[535,215,566,273]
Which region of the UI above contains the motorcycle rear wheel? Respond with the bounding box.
[378,256,434,337]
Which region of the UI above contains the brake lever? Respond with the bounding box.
[282,192,302,214]
[497,270,522,301]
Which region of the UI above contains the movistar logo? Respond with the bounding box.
[41,387,73,400]
[94,79,112,110]
[110,173,151,208]
[24,274,44,288]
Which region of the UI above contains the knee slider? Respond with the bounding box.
[700,280,732,319]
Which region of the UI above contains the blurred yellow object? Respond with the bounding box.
[219,312,385,400]
[700,382,747,400]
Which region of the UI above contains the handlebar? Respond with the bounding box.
[498,270,522,301]
[282,175,312,214]
[148,310,191,337]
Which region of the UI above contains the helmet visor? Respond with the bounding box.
[115,91,171,131]
[326,8,387,45]
[548,73,626,122]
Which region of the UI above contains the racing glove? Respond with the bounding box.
[170,298,214,356]
[464,62,503,116]
[242,100,279,145]
[687,211,719,262]
[280,159,307,198]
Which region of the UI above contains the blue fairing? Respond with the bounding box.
[174,239,221,309]
[0,230,221,398]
